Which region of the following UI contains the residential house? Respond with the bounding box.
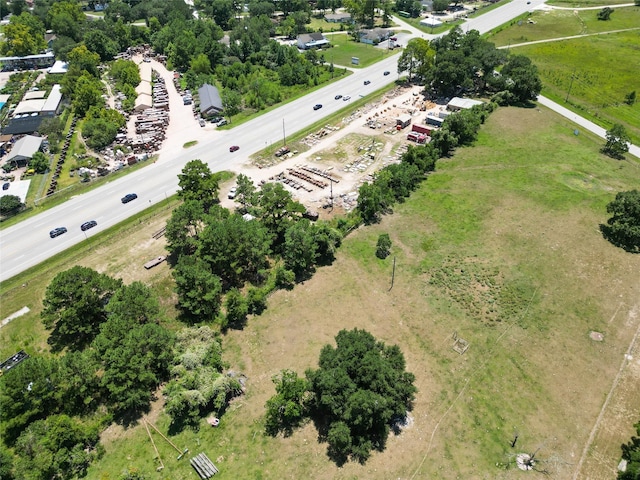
[297,33,330,50]
[359,28,392,45]
[324,13,352,23]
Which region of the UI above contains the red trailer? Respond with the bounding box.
[411,124,432,136]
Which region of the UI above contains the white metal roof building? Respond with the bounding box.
[14,99,46,115]
[447,97,484,111]
[42,84,62,114]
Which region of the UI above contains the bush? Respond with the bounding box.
[376,233,392,259]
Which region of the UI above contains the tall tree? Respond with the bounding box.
[602,123,630,159]
[397,37,435,82]
[0,356,60,444]
[41,266,123,351]
[1,12,47,56]
[173,255,224,320]
[0,195,23,216]
[305,329,417,464]
[501,54,542,104]
[13,414,101,480]
[258,182,305,247]
[198,213,272,288]
[600,189,640,252]
[265,370,310,436]
[178,160,221,211]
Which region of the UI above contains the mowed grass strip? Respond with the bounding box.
[83,106,640,479]
[488,7,640,46]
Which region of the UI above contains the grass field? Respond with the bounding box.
[3,104,640,479]
[486,7,640,144]
[327,33,396,68]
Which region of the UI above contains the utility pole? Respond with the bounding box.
[282,118,286,146]
[565,70,576,102]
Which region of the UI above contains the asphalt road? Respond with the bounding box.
[0,0,630,282]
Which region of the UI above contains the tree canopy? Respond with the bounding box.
[602,123,630,159]
[601,190,640,253]
[41,266,123,351]
[304,329,417,464]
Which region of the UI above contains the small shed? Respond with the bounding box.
[198,84,224,116]
[5,135,43,167]
[396,114,412,129]
[48,61,68,74]
[425,115,444,127]
[419,17,443,27]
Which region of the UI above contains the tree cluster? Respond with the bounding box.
[0,267,177,477]
[600,189,640,253]
[398,28,542,105]
[265,329,417,465]
[167,161,343,326]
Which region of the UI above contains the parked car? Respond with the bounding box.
[80,220,97,231]
[383,71,390,76]
[229,145,240,152]
[343,95,351,101]
[49,227,67,238]
[390,36,397,41]
[335,94,342,100]
[228,187,237,199]
[217,119,227,127]
[364,80,371,85]
[121,193,138,204]
[2,182,9,190]
[313,104,323,110]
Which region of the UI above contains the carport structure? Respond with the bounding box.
[5,135,43,168]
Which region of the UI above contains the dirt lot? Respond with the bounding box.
[220,84,440,215]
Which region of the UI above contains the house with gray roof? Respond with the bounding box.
[359,28,392,45]
[324,13,352,23]
[297,33,329,50]
[198,84,224,116]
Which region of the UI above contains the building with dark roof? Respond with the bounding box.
[198,84,224,117]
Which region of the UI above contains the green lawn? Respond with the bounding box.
[486,7,640,144]
[326,33,398,68]
[487,6,640,46]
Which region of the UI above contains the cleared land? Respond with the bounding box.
[2,106,640,479]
